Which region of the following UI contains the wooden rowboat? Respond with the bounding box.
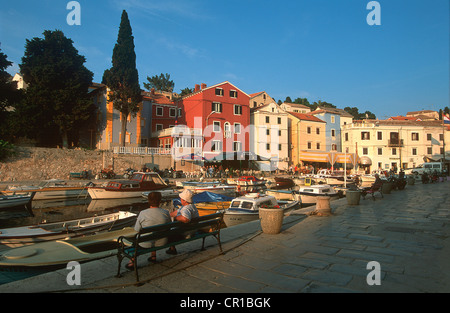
[0,211,137,247]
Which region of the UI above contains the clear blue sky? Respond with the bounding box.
[1,0,448,119]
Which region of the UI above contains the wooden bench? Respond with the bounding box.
[116,212,224,282]
[361,182,383,201]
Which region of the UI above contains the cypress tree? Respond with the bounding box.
[102,10,141,147]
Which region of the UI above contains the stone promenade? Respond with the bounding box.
[1,179,449,294]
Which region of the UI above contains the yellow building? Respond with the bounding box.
[286,112,326,166]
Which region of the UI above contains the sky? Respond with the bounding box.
[1,0,448,119]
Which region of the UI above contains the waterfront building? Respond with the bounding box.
[250,102,289,170]
[342,119,447,173]
[309,107,354,153]
[249,91,275,109]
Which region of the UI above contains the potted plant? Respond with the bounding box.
[259,204,284,234]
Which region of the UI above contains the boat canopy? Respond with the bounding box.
[172,191,234,207]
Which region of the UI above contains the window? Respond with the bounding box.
[234,104,242,115]
[363,148,368,155]
[156,107,163,116]
[212,140,222,152]
[427,147,432,154]
[377,131,382,140]
[427,134,432,141]
[378,148,383,155]
[331,144,337,151]
[278,144,282,151]
[411,133,419,141]
[440,134,444,141]
[316,128,320,135]
[331,129,335,137]
[213,121,220,132]
[307,142,312,149]
[224,122,231,138]
[266,128,270,136]
[265,116,270,123]
[316,142,320,150]
[345,133,349,141]
[361,132,370,140]
[230,90,238,98]
[278,130,282,136]
[412,148,417,155]
[233,141,242,152]
[331,116,335,123]
[277,117,281,124]
[177,108,182,118]
[234,123,241,134]
[392,148,397,155]
[307,127,311,134]
[266,143,270,150]
[155,124,163,131]
[212,102,222,113]
[169,108,176,117]
[215,88,224,96]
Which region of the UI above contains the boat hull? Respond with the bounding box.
[89,187,173,199]
[0,194,34,210]
[223,201,300,227]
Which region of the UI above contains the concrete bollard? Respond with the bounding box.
[315,196,331,216]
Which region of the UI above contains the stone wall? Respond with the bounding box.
[0,147,176,183]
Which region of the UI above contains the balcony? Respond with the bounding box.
[388,139,404,147]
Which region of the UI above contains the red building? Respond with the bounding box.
[176,81,251,159]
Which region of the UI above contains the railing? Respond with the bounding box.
[388,139,404,147]
[113,146,173,155]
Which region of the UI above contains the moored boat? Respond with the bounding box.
[237,176,267,186]
[0,227,137,272]
[223,193,300,227]
[297,184,341,206]
[172,191,234,216]
[0,192,35,210]
[88,172,172,199]
[0,211,137,247]
[273,177,295,189]
[5,179,88,200]
[265,189,300,201]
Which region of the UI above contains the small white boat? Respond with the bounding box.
[5,179,88,200]
[0,211,137,247]
[0,227,137,271]
[223,193,300,227]
[313,169,353,186]
[0,192,35,210]
[297,184,341,207]
[237,176,267,186]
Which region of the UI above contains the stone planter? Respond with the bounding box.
[259,208,284,234]
[381,182,393,194]
[346,190,361,205]
[315,196,332,215]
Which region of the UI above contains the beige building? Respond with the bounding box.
[249,91,275,109]
[342,119,447,172]
[280,102,311,114]
[250,102,289,170]
[286,111,326,166]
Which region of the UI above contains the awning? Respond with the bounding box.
[204,151,270,162]
[358,156,372,166]
[298,151,359,165]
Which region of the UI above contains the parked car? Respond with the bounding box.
[404,162,443,175]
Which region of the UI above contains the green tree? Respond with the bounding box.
[144,73,174,92]
[19,30,94,147]
[102,10,141,147]
[179,87,194,97]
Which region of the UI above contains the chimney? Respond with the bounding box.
[194,84,200,92]
[201,83,207,90]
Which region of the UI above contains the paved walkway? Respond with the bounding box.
[1,179,449,294]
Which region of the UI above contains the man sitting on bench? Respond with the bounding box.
[166,189,199,255]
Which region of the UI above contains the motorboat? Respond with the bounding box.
[0,211,137,247]
[272,177,295,190]
[87,172,172,199]
[0,192,35,210]
[237,176,267,186]
[265,189,301,201]
[297,184,341,207]
[5,179,88,200]
[313,169,353,186]
[172,191,234,217]
[187,184,236,196]
[0,227,137,272]
[223,193,300,227]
